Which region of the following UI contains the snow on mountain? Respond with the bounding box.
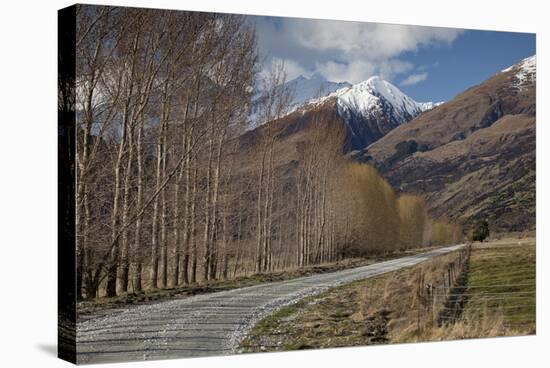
[330,76,440,148]
[285,73,352,109]
[281,75,440,149]
[248,74,351,129]
[336,76,437,124]
[418,101,444,111]
[501,55,536,91]
[249,74,441,142]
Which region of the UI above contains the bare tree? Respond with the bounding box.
[254,61,294,272]
[74,5,461,301]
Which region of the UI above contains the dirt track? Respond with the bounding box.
[77,244,465,364]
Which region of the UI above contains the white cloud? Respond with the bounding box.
[378,60,414,81]
[254,16,463,83]
[289,20,461,59]
[316,60,376,84]
[315,59,416,84]
[261,57,311,82]
[400,72,429,86]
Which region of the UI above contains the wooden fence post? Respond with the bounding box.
[432,285,437,324]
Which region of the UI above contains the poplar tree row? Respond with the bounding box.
[76,6,257,298]
[74,5,462,300]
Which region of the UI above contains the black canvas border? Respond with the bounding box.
[58,4,77,364]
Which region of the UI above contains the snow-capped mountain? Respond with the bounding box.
[250,73,441,149]
[335,76,438,125]
[296,76,441,149]
[501,55,536,91]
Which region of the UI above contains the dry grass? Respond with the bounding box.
[240,249,469,351]
[353,249,473,343]
[240,238,535,352]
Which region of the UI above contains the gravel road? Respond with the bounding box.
[77,244,465,364]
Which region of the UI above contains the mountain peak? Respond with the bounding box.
[364,75,384,83]
[325,75,441,148]
[501,54,536,91]
[501,54,536,73]
[339,75,431,120]
[351,75,385,89]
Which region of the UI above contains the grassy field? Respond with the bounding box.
[460,239,535,330]
[239,238,535,352]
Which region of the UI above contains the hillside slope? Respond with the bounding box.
[361,56,536,231]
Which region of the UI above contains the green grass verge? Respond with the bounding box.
[464,240,535,329]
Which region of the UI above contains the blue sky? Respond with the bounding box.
[250,16,536,102]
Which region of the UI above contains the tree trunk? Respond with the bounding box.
[106,109,129,297]
[160,121,168,288]
[119,120,134,293]
[132,115,144,293]
[190,162,198,283]
[202,134,214,282]
[150,119,165,289]
[255,146,268,272]
[172,96,190,286]
[208,129,225,280]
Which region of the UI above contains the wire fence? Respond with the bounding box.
[409,244,536,328]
